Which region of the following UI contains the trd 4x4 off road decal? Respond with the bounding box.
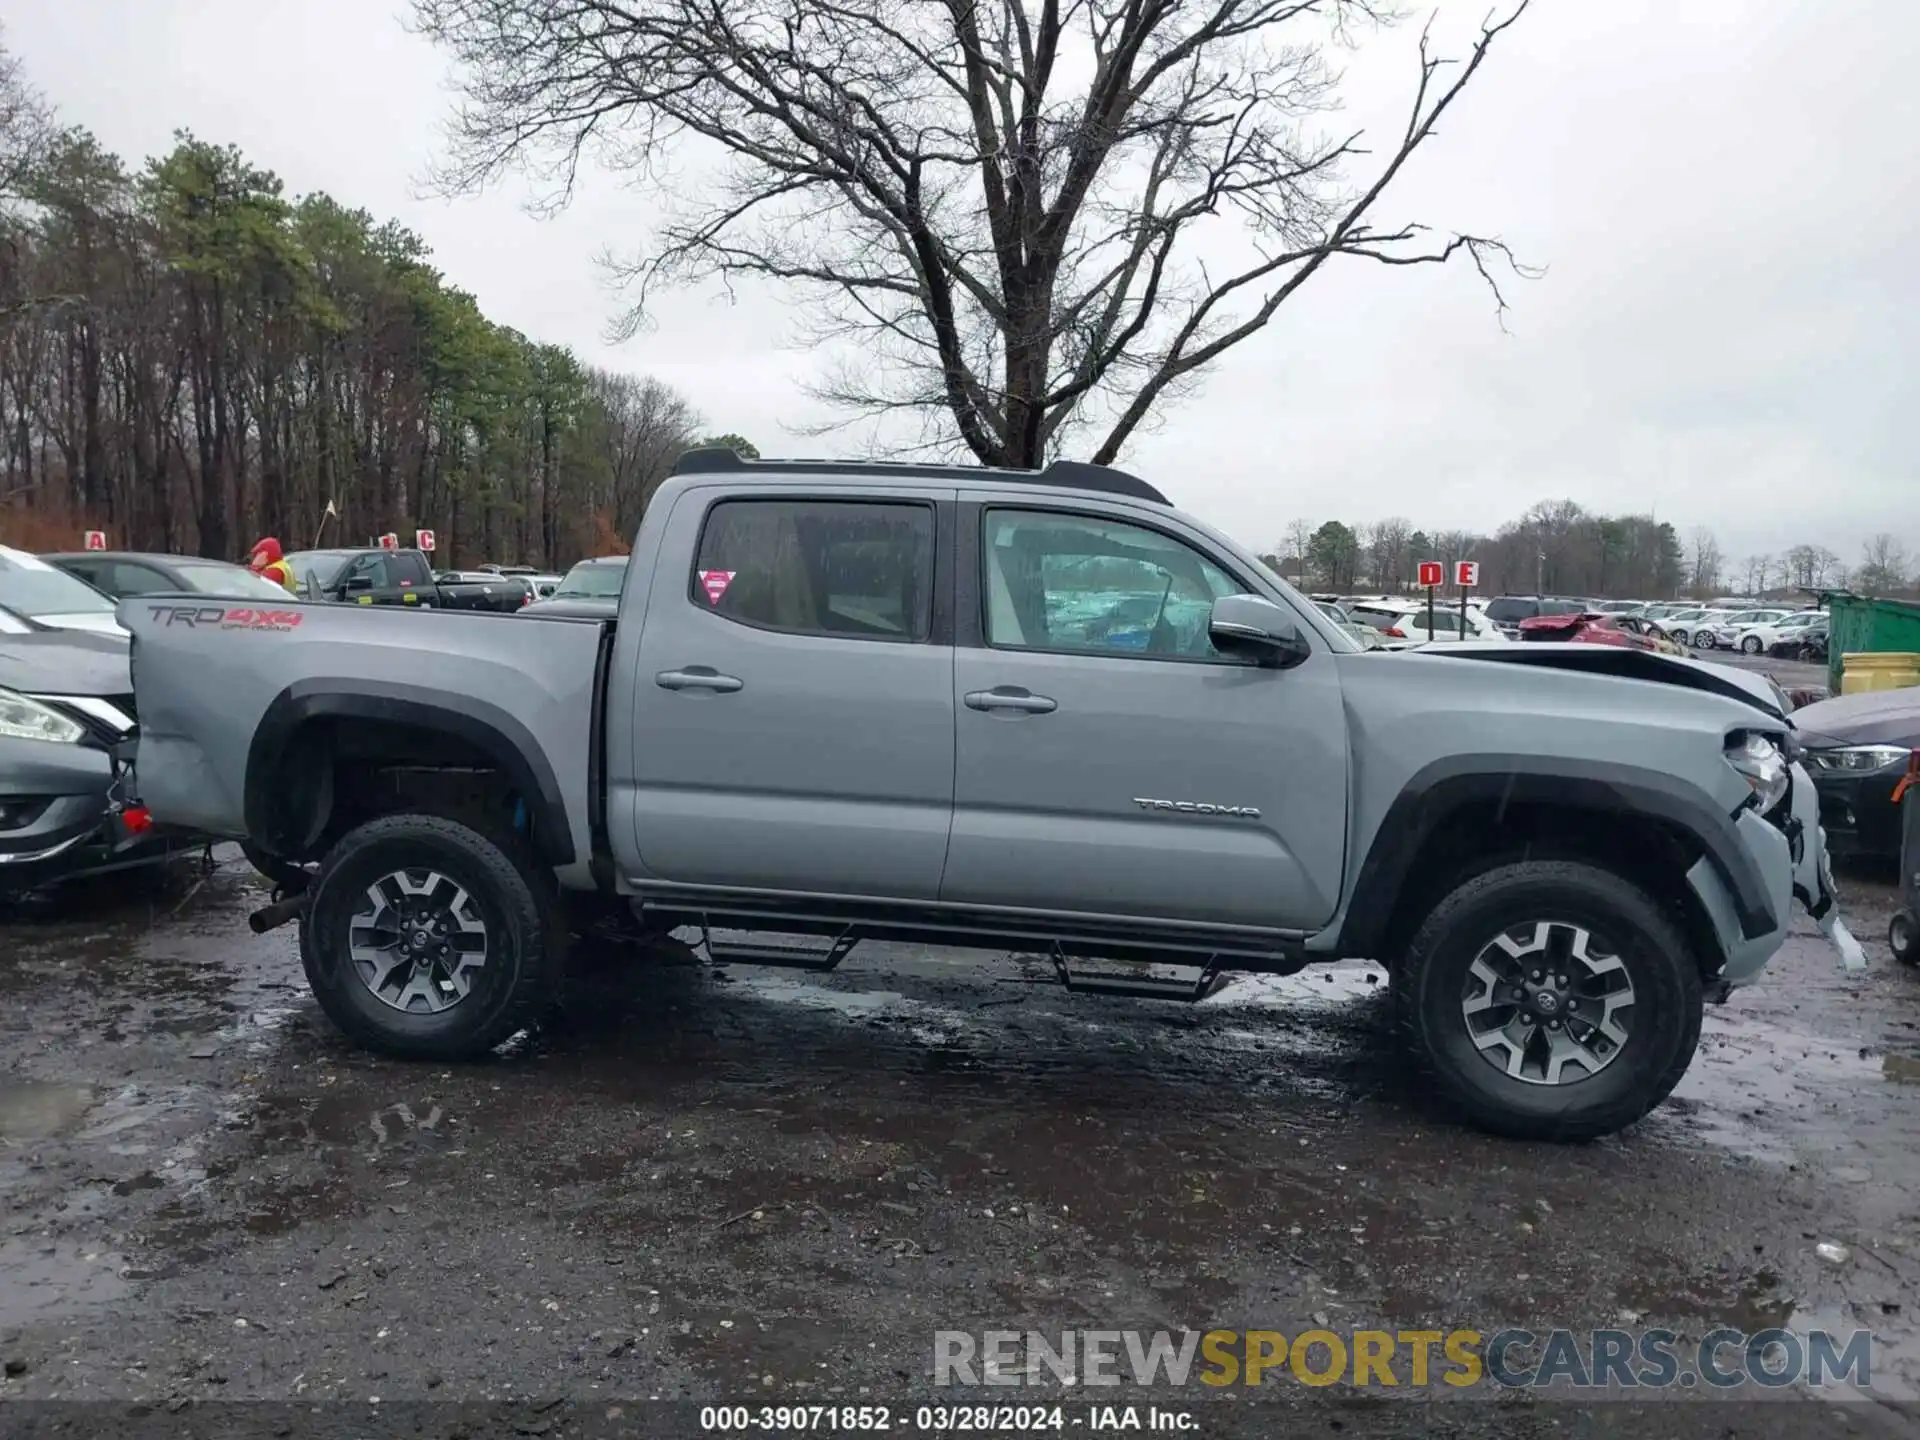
[146,605,304,633]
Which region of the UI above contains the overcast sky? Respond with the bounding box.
[3,0,1912,564]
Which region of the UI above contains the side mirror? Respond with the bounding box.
[343,575,374,594]
[1208,594,1311,668]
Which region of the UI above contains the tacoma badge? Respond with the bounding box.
[1133,797,1261,818]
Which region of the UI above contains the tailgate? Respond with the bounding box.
[118,597,605,848]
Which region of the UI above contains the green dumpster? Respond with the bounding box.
[1825,593,1920,693]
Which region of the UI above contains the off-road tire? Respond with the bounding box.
[299,813,562,1060]
[1394,859,1703,1141]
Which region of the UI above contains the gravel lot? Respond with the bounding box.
[0,826,1917,1439]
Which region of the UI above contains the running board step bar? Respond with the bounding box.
[1049,943,1226,1003]
[700,921,862,973]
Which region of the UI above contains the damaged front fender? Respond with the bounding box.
[1699,761,1864,993]
[1786,759,1867,971]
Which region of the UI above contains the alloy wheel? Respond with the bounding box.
[1460,920,1636,1086]
[348,868,490,1013]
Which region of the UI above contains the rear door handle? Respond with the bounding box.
[964,687,1057,714]
[656,666,743,693]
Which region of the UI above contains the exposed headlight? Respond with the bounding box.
[0,687,86,744]
[1727,732,1790,811]
[1807,744,1910,774]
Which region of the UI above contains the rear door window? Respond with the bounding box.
[693,498,934,642]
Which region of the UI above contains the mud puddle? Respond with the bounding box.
[0,1236,129,1327]
[0,1081,97,1141]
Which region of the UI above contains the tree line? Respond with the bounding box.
[1270,501,1917,601]
[0,40,742,569]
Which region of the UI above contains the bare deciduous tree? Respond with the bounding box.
[1855,533,1910,596]
[411,0,1532,467]
[0,25,52,203]
[1688,526,1721,598]
[1283,517,1315,579]
[1366,514,1412,591]
[1782,542,1839,593]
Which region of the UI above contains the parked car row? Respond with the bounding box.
[0,541,619,895]
[0,599,204,891]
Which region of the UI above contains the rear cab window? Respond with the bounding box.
[692,498,934,641]
[107,561,176,595]
[387,552,435,589]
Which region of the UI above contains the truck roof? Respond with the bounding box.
[670,447,1169,506]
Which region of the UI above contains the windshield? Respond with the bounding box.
[0,548,115,616]
[556,561,627,599]
[174,560,295,599]
[284,550,354,592]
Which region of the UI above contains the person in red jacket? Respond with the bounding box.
[248,536,296,592]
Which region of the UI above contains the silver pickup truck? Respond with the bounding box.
[119,450,1849,1140]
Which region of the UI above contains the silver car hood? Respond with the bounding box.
[1420,642,1789,721]
[0,629,133,697]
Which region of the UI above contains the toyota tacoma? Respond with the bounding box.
[116,451,1856,1139]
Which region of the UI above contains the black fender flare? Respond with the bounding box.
[1339,755,1777,955]
[244,680,576,867]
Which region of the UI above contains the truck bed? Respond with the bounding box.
[119,597,607,883]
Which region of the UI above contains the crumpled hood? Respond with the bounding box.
[1419,641,1788,720]
[0,629,133,697]
[1788,688,1920,748]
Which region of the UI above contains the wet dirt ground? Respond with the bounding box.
[1,851,1917,1438]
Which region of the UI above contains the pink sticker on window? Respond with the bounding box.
[699,569,736,604]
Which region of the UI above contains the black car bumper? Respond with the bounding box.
[1809,764,1905,858]
[0,736,200,891]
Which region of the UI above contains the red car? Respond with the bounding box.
[1516,611,1663,650]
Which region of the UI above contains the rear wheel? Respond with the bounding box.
[1669,628,1690,646]
[1395,860,1702,1141]
[299,813,561,1060]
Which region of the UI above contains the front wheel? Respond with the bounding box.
[1696,633,1716,649]
[1395,860,1703,1141]
[300,813,562,1060]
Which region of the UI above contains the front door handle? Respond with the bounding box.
[657,666,744,693]
[964,686,1057,714]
